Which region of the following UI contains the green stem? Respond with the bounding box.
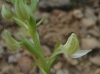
[48,47,61,70]
[32,55,47,74]
[29,30,49,74]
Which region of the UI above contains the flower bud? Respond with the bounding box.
[15,0,29,20]
[3,30,20,51]
[1,5,13,19]
[63,33,79,54]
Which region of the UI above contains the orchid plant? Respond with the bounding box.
[1,0,92,74]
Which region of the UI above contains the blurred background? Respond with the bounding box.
[0,0,100,74]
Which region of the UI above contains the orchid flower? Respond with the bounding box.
[60,33,92,58]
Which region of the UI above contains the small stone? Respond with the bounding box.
[29,67,37,74]
[81,18,95,28]
[18,56,33,74]
[84,7,97,25]
[42,45,51,57]
[0,40,6,47]
[88,29,100,37]
[72,9,83,19]
[22,50,31,57]
[56,69,69,74]
[81,37,100,49]
[85,7,93,16]
[18,73,24,74]
[8,53,21,63]
[98,12,100,22]
[50,68,56,74]
[94,68,100,74]
[66,57,78,66]
[90,56,100,66]
[0,46,4,58]
[1,65,20,74]
[53,62,62,70]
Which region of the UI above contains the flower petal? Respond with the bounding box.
[63,33,79,54]
[70,49,92,58]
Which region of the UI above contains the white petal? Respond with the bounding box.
[70,49,92,58]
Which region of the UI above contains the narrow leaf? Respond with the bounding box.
[19,35,42,58]
[30,0,39,12]
[36,17,46,26]
[13,17,28,29]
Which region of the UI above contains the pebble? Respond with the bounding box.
[0,46,4,58]
[8,53,21,63]
[53,62,62,70]
[84,7,94,18]
[66,57,78,66]
[98,12,100,25]
[42,45,51,57]
[88,29,100,37]
[29,67,37,74]
[72,9,83,19]
[84,7,97,25]
[50,68,56,74]
[1,65,20,74]
[56,69,69,74]
[18,56,33,74]
[81,18,95,28]
[22,50,31,57]
[94,68,100,74]
[81,37,100,49]
[89,56,100,66]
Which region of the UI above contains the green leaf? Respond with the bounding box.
[19,35,42,58]
[36,17,46,26]
[30,0,39,12]
[12,17,28,29]
[18,28,30,36]
[28,15,36,33]
[23,0,28,3]
[19,35,49,73]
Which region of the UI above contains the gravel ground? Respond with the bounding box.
[0,0,100,74]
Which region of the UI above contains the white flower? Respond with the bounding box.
[60,33,92,58]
